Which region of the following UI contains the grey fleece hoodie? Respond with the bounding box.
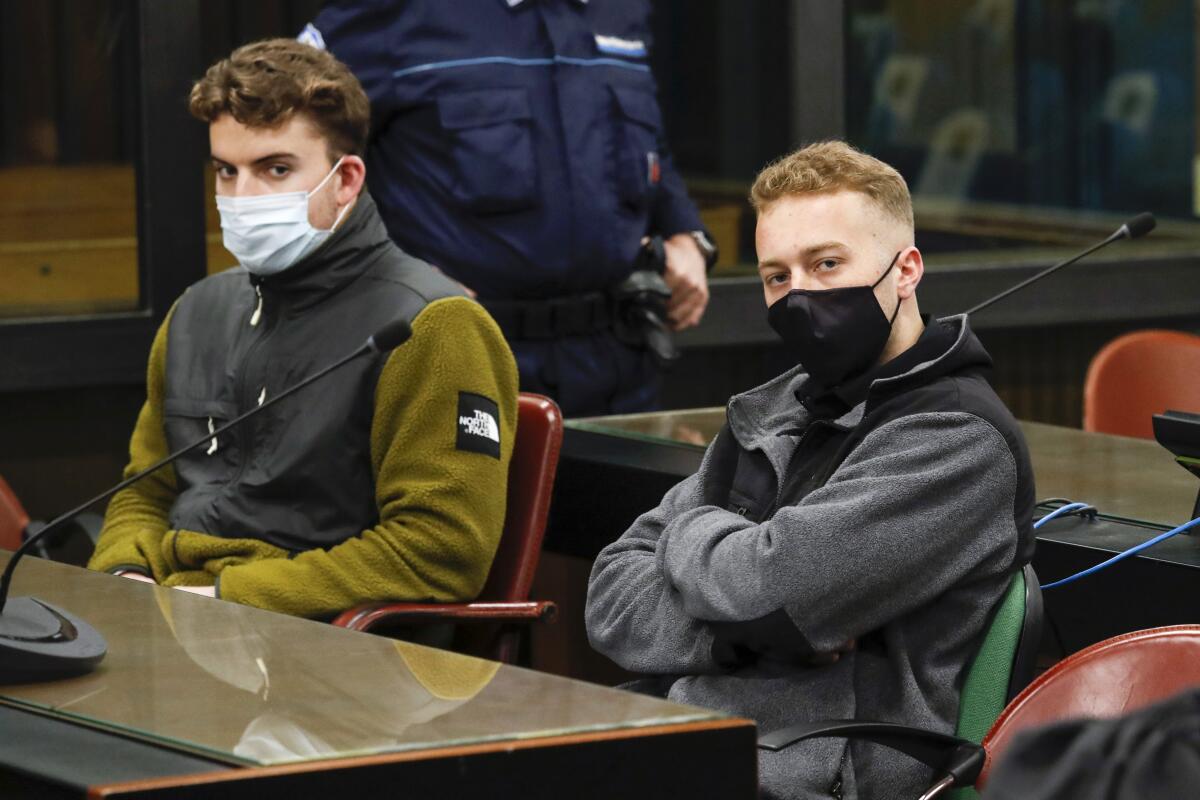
[586,315,1035,800]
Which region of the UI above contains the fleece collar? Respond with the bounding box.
[246,191,393,312]
[727,314,990,455]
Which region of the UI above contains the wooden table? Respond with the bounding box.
[0,555,756,799]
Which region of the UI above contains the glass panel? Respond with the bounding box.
[654,3,1200,271]
[566,413,1197,525]
[0,2,140,319]
[0,556,722,766]
[845,0,1200,261]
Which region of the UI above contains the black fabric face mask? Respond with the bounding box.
[766,251,902,389]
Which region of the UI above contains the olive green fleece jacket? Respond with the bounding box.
[89,296,517,618]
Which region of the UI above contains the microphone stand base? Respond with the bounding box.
[0,597,107,684]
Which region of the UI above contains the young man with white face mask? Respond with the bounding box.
[88,40,518,621]
[586,142,1036,799]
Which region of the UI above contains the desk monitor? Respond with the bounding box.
[1153,410,1200,519]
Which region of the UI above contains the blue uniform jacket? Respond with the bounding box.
[306,0,704,301]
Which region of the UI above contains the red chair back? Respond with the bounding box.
[1084,330,1200,438]
[0,475,30,552]
[979,625,1200,788]
[478,393,563,603]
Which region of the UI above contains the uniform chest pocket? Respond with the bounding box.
[437,88,538,214]
[609,85,663,211]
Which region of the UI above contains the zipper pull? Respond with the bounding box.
[250,285,263,327]
[206,417,219,455]
[257,386,267,407]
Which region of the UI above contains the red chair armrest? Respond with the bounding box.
[333,600,558,632]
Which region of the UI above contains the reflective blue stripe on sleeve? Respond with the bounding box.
[555,56,649,71]
[393,55,649,79]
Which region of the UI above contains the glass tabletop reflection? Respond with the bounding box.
[570,407,723,450]
[0,555,722,767]
[568,410,1199,526]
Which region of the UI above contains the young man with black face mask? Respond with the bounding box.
[88,40,518,621]
[586,141,1036,800]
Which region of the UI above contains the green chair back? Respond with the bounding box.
[947,565,1038,800]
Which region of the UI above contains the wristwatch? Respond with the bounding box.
[689,230,719,271]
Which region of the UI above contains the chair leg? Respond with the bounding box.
[494,628,521,665]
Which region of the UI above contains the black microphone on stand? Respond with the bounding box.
[960,212,1156,316]
[0,318,414,684]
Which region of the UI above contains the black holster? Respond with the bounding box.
[479,238,680,368]
[611,237,680,369]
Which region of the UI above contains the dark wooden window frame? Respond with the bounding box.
[0,1,206,392]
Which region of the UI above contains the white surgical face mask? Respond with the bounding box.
[216,157,350,276]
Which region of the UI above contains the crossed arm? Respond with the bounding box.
[585,412,1019,672]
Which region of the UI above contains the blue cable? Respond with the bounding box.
[1033,502,1091,529]
[1040,515,1200,590]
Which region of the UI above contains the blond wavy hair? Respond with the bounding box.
[189,38,369,160]
[750,141,913,230]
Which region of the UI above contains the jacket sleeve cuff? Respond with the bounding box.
[651,156,705,237]
[653,192,706,238]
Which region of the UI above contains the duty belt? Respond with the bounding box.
[481,292,613,341]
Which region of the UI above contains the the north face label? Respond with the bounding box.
[461,409,499,442]
[456,392,501,459]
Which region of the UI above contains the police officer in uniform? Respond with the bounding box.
[302,0,716,415]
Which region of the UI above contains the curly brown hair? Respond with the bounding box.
[750,140,913,230]
[189,38,369,159]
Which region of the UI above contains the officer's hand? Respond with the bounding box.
[662,233,710,331]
